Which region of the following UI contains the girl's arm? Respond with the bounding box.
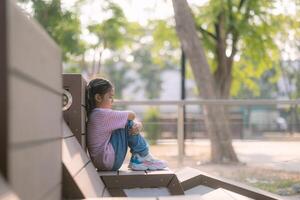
[128,111,136,120]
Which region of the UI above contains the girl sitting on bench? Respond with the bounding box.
[86,78,167,171]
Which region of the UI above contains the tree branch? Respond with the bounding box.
[227,0,233,18]
[196,25,217,40]
[226,0,234,36]
[226,0,249,65]
[227,33,238,67]
[241,0,251,23]
[238,0,246,10]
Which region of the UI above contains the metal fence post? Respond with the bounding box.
[177,103,184,163]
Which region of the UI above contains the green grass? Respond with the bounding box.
[251,179,300,195]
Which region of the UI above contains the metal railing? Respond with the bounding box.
[115,99,300,162]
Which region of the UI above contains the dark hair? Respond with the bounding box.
[86,78,113,117]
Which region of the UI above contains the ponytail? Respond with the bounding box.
[85,83,94,117]
[85,78,113,117]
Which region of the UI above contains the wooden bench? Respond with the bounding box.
[62,120,184,198]
[62,74,281,200]
[62,74,184,198]
[175,167,281,200]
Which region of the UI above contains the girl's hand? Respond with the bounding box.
[129,121,143,135]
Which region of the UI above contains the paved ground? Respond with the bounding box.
[120,138,300,200]
[232,140,300,172]
[286,194,300,200]
[140,139,300,199]
[149,139,300,172]
[122,139,300,198]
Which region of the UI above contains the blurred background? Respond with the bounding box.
[17,0,300,198]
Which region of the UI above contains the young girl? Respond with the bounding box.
[86,78,167,171]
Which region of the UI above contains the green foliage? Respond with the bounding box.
[86,1,146,76]
[19,0,85,61]
[232,68,279,98]
[151,20,179,50]
[253,180,300,195]
[191,0,298,98]
[133,47,162,99]
[64,65,82,73]
[149,19,180,69]
[143,107,161,144]
[126,22,145,45]
[128,20,180,98]
[87,1,130,50]
[103,57,134,99]
[18,0,299,100]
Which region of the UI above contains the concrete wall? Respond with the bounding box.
[2,2,62,200]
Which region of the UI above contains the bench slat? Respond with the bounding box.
[62,136,89,177]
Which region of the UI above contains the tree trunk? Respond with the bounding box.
[295,105,300,132]
[172,0,239,163]
[91,47,97,77]
[214,11,231,99]
[80,53,88,75]
[95,50,103,75]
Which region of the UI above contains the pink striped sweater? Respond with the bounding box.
[87,108,129,170]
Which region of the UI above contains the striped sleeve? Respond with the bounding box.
[103,110,129,132]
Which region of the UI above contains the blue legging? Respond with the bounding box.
[109,120,149,170]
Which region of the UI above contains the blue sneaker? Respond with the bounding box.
[128,153,167,171]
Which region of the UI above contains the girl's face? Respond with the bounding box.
[98,88,114,109]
